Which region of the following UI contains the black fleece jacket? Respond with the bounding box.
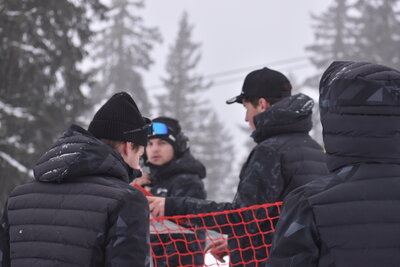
[148,150,206,199]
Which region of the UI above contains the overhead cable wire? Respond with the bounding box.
[204,56,308,79]
[209,61,314,88]
[146,56,310,90]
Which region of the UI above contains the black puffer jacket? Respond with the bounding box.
[267,61,400,267]
[0,125,150,267]
[148,150,206,199]
[164,94,328,266]
[148,150,206,266]
[165,93,327,215]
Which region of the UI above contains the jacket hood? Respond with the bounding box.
[319,61,400,171]
[148,150,206,183]
[251,93,314,143]
[33,125,137,183]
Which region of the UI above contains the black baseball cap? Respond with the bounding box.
[226,67,292,104]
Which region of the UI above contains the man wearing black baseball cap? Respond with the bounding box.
[226,67,293,129]
[226,67,292,105]
[148,67,328,265]
[0,92,152,266]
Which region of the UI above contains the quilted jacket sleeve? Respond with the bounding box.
[0,201,10,267]
[104,189,151,267]
[169,174,206,199]
[165,144,283,217]
[265,188,320,267]
[234,144,284,207]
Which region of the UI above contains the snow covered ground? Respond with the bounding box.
[204,252,229,266]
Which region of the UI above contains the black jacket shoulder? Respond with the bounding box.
[166,94,327,215]
[149,150,206,199]
[1,125,150,267]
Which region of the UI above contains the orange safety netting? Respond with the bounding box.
[149,202,282,266]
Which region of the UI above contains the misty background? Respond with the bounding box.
[1,0,400,210]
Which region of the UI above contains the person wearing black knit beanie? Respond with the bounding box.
[88,92,150,172]
[1,92,152,267]
[88,92,148,147]
[133,116,206,266]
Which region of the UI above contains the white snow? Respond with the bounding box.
[1,136,35,155]
[0,151,33,177]
[11,41,44,55]
[49,152,79,162]
[5,10,22,16]
[204,252,229,266]
[0,100,34,121]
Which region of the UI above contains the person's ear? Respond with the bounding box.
[122,142,132,156]
[258,98,270,111]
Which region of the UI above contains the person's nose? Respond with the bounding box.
[152,143,160,151]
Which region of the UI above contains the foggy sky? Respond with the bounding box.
[141,0,330,160]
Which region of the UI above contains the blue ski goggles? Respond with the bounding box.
[125,121,172,137]
[151,122,169,136]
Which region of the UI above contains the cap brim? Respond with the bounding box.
[226,94,245,104]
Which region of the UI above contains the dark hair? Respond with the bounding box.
[100,139,141,152]
[243,96,283,108]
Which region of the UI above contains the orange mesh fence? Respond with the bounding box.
[149,202,282,266]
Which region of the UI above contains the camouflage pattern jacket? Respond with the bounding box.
[148,149,206,199]
[165,93,327,215]
[164,94,328,265]
[0,125,150,267]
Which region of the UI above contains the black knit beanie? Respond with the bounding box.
[88,92,148,146]
[149,117,181,146]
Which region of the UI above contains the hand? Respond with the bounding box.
[204,238,228,263]
[147,196,165,218]
[130,172,151,187]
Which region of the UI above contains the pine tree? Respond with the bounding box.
[306,0,400,151]
[92,0,161,115]
[157,12,235,201]
[157,12,210,130]
[195,113,237,201]
[305,0,356,88]
[307,0,400,85]
[0,0,105,209]
[352,0,400,69]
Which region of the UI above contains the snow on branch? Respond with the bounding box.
[0,100,34,121]
[0,151,34,178]
[11,41,44,55]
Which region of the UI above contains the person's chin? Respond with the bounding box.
[150,158,163,165]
